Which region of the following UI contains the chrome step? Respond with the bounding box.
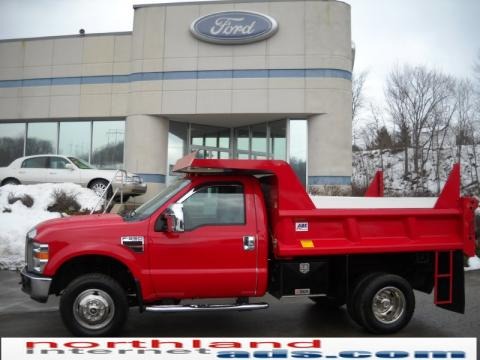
[145,302,269,313]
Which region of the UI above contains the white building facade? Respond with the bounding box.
[0,0,353,199]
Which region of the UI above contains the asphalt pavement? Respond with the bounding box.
[0,270,479,337]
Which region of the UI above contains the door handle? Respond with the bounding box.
[243,235,256,251]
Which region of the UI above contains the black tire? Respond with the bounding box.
[89,179,112,198]
[347,272,384,325]
[355,273,415,334]
[309,296,345,308]
[59,273,128,336]
[1,178,20,186]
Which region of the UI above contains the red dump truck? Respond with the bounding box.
[20,154,477,336]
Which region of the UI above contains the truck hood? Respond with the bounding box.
[36,214,124,237]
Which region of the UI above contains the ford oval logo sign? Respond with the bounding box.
[190,11,278,45]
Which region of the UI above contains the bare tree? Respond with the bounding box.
[364,103,392,169]
[474,49,480,115]
[385,65,456,183]
[454,79,476,162]
[453,78,480,192]
[352,71,368,122]
[352,71,368,147]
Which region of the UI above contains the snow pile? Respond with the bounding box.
[465,256,480,271]
[0,183,103,270]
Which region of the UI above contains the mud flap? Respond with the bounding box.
[435,250,465,314]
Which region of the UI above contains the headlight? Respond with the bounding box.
[32,242,49,273]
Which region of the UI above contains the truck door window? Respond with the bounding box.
[182,184,245,231]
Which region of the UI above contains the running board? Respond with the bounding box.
[145,303,269,313]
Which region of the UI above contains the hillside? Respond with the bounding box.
[353,146,480,196]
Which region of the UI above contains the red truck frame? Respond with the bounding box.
[20,154,478,336]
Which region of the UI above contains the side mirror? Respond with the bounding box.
[164,203,184,233]
[65,163,74,171]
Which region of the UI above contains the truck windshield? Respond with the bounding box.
[124,179,191,221]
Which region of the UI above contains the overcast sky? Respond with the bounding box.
[1,0,479,104]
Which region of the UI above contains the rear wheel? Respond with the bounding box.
[352,273,415,334]
[59,273,128,336]
[347,272,383,325]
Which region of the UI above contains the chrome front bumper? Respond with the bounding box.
[20,267,52,303]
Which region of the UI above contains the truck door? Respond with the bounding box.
[148,180,259,298]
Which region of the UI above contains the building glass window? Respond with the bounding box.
[190,123,231,159]
[0,123,25,166]
[235,127,250,152]
[91,120,125,169]
[59,122,91,162]
[167,121,189,183]
[251,123,267,154]
[289,119,308,187]
[270,120,287,160]
[26,122,57,156]
[0,119,125,169]
[167,120,289,184]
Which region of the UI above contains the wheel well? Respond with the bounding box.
[347,252,435,294]
[50,255,137,299]
[1,177,20,185]
[87,178,109,188]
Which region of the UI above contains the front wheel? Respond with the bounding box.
[59,273,128,336]
[353,273,415,334]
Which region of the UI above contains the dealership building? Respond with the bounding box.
[0,0,353,199]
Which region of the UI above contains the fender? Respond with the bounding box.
[44,242,156,301]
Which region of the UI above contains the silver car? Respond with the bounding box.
[0,155,147,199]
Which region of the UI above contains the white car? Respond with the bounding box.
[0,154,147,198]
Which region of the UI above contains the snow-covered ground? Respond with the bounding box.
[465,256,480,271]
[0,183,103,270]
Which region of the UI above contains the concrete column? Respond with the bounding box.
[308,112,352,195]
[125,114,169,202]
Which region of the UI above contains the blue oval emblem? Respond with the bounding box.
[190,11,278,45]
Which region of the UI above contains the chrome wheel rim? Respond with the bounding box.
[371,286,406,324]
[73,289,115,330]
[91,183,107,196]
